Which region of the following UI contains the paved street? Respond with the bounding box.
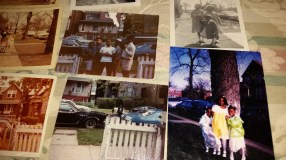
[49,129,101,160]
[175,13,245,49]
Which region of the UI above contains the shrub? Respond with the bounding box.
[96,98,116,109]
[75,102,95,108]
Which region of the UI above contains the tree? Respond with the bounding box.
[209,50,241,113]
[170,48,210,98]
[44,9,59,54]
[21,12,33,40]
[0,12,8,29]
[11,12,25,34]
[182,3,190,12]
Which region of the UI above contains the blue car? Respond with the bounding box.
[122,109,164,125]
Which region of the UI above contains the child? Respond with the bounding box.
[227,106,246,160]
[199,107,221,153]
[202,14,219,47]
[205,5,222,44]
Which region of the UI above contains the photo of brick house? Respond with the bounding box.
[0,76,54,153]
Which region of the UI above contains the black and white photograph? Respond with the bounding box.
[56,11,159,79]
[0,9,60,68]
[49,77,167,160]
[172,0,248,49]
[0,74,56,157]
[0,0,56,6]
[71,0,140,9]
[167,47,274,160]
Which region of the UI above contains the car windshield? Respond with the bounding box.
[60,103,78,112]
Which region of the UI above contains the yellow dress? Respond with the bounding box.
[212,105,229,139]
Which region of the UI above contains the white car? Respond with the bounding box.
[34,31,49,40]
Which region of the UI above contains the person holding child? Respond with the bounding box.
[227,105,246,160]
[212,96,229,157]
[199,107,221,153]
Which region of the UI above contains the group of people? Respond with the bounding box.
[81,35,136,78]
[199,96,246,160]
[191,4,222,47]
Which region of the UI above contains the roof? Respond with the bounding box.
[0,83,22,94]
[242,60,263,77]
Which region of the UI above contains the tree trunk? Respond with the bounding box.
[44,9,59,54]
[209,50,241,113]
[188,49,194,98]
[22,12,32,40]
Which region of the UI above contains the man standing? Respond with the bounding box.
[120,35,136,78]
[99,39,116,76]
[92,36,105,75]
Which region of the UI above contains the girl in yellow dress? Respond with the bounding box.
[212,96,229,157]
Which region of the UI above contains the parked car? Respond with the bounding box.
[62,35,92,47]
[175,100,213,121]
[129,106,157,113]
[122,109,164,125]
[56,100,108,128]
[34,31,49,39]
[134,42,157,58]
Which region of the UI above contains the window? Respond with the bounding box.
[3,104,14,114]
[7,90,17,98]
[60,103,73,112]
[75,82,83,93]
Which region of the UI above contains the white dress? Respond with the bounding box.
[199,113,221,149]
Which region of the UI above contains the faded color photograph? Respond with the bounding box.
[0,0,56,6]
[0,9,59,67]
[0,75,54,154]
[173,0,247,49]
[49,77,168,160]
[75,0,136,6]
[56,11,159,79]
[167,47,274,160]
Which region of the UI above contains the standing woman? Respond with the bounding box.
[212,96,230,158]
[191,4,205,44]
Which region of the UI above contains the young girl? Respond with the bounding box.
[199,107,221,153]
[227,106,246,160]
[212,96,229,157]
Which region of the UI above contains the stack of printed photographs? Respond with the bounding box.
[0,0,276,160]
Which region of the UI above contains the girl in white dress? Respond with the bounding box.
[227,106,246,160]
[199,108,221,153]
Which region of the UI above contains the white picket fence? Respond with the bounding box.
[11,124,43,152]
[100,116,163,160]
[137,56,155,79]
[56,54,81,73]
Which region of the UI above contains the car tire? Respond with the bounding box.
[85,119,97,128]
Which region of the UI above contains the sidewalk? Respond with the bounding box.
[175,13,244,49]
[0,45,22,67]
[49,129,101,160]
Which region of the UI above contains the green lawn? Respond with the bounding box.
[77,128,104,146]
[167,123,275,160]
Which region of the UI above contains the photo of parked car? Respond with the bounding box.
[122,108,164,125]
[55,100,108,128]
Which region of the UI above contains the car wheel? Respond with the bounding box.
[85,119,97,128]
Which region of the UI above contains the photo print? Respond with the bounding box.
[0,9,60,69]
[0,0,56,6]
[171,0,248,49]
[0,74,56,157]
[49,76,168,160]
[167,47,274,160]
[56,11,159,79]
[71,0,140,9]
